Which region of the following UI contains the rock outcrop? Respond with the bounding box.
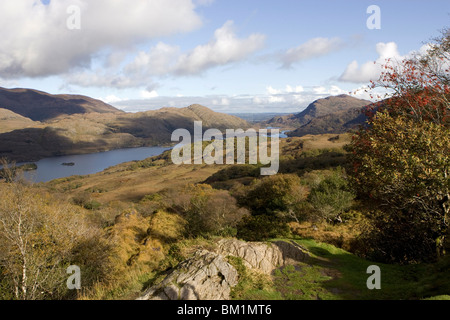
[138,239,310,301]
[137,250,239,301]
[216,239,309,274]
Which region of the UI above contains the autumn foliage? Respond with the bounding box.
[347,29,450,263]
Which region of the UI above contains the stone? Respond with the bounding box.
[137,239,310,300]
[137,250,238,301]
[216,238,309,274]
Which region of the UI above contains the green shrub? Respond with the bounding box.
[237,215,290,241]
[307,168,355,223]
[239,174,308,216]
[161,184,248,238]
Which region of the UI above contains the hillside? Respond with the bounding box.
[288,107,368,137]
[266,95,371,131]
[0,108,36,133]
[0,87,123,121]
[39,133,450,301]
[0,100,251,162]
[137,238,450,301]
[45,134,350,203]
[112,104,249,139]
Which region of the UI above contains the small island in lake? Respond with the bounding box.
[61,162,75,167]
[20,163,38,171]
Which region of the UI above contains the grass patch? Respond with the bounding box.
[286,239,450,300]
[273,264,338,300]
[225,237,450,300]
[228,256,281,300]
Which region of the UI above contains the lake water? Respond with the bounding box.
[8,128,289,183]
[18,146,170,183]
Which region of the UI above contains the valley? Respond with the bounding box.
[0,87,251,162]
[0,86,448,302]
[0,1,448,308]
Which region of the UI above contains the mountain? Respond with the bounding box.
[0,87,123,121]
[0,108,36,133]
[0,96,251,162]
[267,95,371,129]
[287,107,368,137]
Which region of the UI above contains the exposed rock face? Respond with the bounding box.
[138,239,310,301]
[137,250,239,301]
[216,239,309,274]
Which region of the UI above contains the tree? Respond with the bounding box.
[366,28,449,126]
[239,174,308,218]
[162,184,248,237]
[348,112,449,263]
[308,168,355,223]
[347,29,450,263]
[0,158,18,183]
[0,183,110,300]
[235,174,307,241]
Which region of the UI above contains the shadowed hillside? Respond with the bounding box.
[0,91,251,162]
[0,87,124,121]
[288,107,368,137]
[266,95,371,132]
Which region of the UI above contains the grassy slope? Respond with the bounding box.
[40,133,449,300]
[45,150,227,203]
[0,104,250,162]
[232,238,450,300]
[45,134,350,204]
[0,108,37,133]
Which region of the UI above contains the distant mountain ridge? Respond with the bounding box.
[266,94,371,136]
[0,87,123,121]
[287,107,368,137]
[0,88,251,162]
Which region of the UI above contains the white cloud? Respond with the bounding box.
[267,96,286,103]
[267,86,282,95]
[250,84,350,108]
[140,89,159,99]
[101,95,124,104]
[285,85,304,93]
[252,96,263,105]
[212,98,231,106]
[329,85,347,95]
[281,37,344,68]
[313,86,327,95]
[66,20,266,89]
[111,84,362,113]
[267,85,305,95]
[64,71,147,89]
[339,42,403,83]
[174,20,266,75]
[0,0,203,79]
[126,42,181,76]
[128,20,266,77]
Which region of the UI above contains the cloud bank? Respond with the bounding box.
[125,20,266,77]
[0,0,203,78]
[112,84,356,114]
[281,37,345,68]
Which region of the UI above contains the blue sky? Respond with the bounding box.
[0,0,448,113]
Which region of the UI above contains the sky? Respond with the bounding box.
[0,0,448,113]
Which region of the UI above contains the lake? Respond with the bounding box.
[17,146,170,183]
[9,128,289,183]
